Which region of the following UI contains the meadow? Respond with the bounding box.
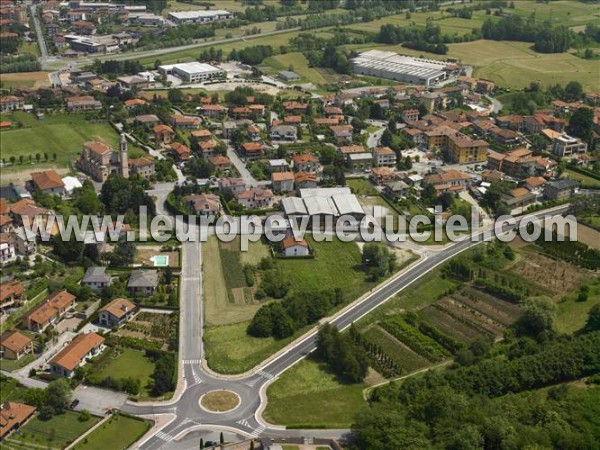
[0,111,146,174]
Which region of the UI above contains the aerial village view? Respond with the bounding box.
[0,0,599,449]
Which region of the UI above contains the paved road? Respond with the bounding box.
[124,205,569,448]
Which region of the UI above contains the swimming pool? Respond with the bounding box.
[150,255,169,267]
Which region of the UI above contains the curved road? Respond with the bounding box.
[123,205,569,449]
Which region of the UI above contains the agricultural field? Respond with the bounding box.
[260,52,331,86]
[345,40,600,91]
[556,276,600,334]
[0,71,50,89]
[509,249,595,299]
[72,413,151,450]
[115,312,177,350]
[3,411,101,450]
[0,111,146,175]
[202,236,263,327]
[264,358,367,429]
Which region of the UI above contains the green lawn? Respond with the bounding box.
[88,348,156,398]
[347,178,379,196]
[72,413,151,450]
[0,354,36,372]
[264,358,366,428]
[564,169,600,188]
[5,411,101,450]
[276,235,374,300]
[0,376,30,403]
[556,277,600,334]
[0,111,142,173]
[204,321,298,374]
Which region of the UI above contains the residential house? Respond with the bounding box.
[0,233,16,263]
[235,188,274,209]
[191,129,213,141]
[0,402,36,440]
[9,199,58,237]
[65,96,102,112]
[294,172,318,190]
[117,75,151,91]
[487,148,547,179]
[402,128,424,145]
[402,109,419,123]
[268,159,289,173]
[481,169,505,183]
[81,266,112,291]
[373,147,397,168]
[544,179,579,201]
[170,114,200,129]
[208,155,231,171]
[348,153,373,171]
[98,298,138,328]
[283,115,302,125]
[384,180,409,198]
[200,104,227,117]
[270,125,297,142]
[248,125,261,141]
[153,125,175,145]
[135,114,161,127]
[0,96,24,112]
[22,290,75,332]
[185,193,222,216]
[127,270,159,296]
[292,153,319,173]
[49,332,105,378]
[218,178,246,194]
[171,142,191,162]
[0,280,24,312]
[523,176,546,197]
[0,330,33,360]
[370,167,396,185]
[283,101,308,114]
[330,125,353,144]
[271,172,295,193]
[128,156,155,180]
[240,142,264,160]
[221,121,237,138]
[551,134,588,157]
[124,98,147,109]
[30,170,65,196]
[197,139,218,158]
[501,187,537,212]
[281,234,309,257]
[424,169,470,194]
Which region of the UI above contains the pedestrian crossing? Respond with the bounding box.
[257,369,275,380]
[183,359,201,365]
[250,425,266,438]
[155,431,174,442]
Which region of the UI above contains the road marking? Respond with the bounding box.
[183,359,201,365]
[236,418,252,428]
[250,425,266,437]
[193,373,202,385]
[257,370,274,380]
[155,431,174,442]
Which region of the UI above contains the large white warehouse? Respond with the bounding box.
[352,50,455,86]
[158,62,225,83]
[167,10,233,25]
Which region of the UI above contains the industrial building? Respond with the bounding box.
[281,187,364,222]
[158,62,225,83]
[352,50,457,86]
[167,10,233,25]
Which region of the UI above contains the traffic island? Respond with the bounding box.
[199,390,241,413]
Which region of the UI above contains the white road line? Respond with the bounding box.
[250,425,266,437]
[183,359,201,364]
[193,374,202,384]
[236,418,252,428]
[155,431,174,442]
[257,370,274,380]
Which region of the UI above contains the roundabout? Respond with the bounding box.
[199,390,241,414]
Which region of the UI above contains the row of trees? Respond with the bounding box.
[316,324,369,383]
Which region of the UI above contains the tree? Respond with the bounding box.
[220,432,224,444]
[584,304,600,332]
[567,107,594,143]
[362,242,397,280]
[200,437,204,449]
[45,379,71,414]
[564,81,583,102]
[515,296,556,337]
[38,405,55,421]
[381,129,393,147]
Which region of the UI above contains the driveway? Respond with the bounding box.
[73,385,128,416]
[226,143,259,187]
